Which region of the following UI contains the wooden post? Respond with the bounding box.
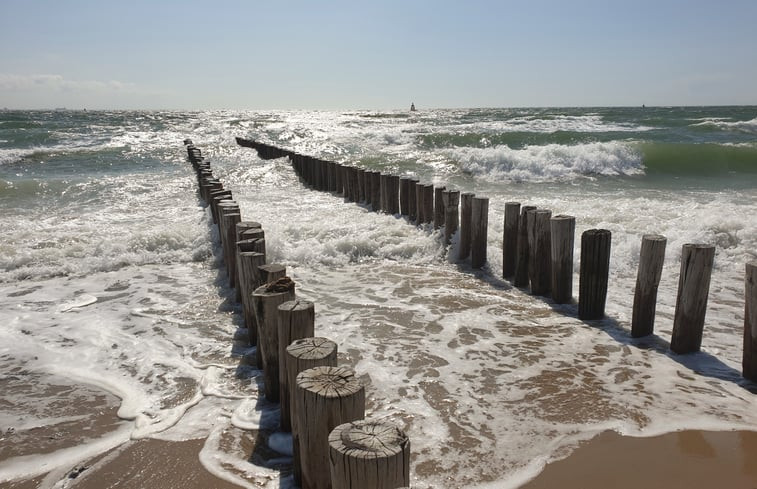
[550,215,575,304]
[513,205,536,287]
[278,300,316,432]
[443,190,460,245]
[434,186,446,229]
[335,164,344,196]
[388,175,400,214]
[631,234,667,338]
[329,420,410,489]
[502,202,521,279]
[252,277,296,401]
[399,177,410,216]
[238,251,266,345]
[258,263,286,286]
[295,366,365,489]
[414,182,425,225]
[578,229,612,320]
[235,222,262,302]
[471,197,489,269]
[670,244,715,354]
[286,338,338,487]
[221,209,241,288]
[743,261,757,381]
[530,209,552,296]
[357,169,365,203]
[422,184,434,225]
[379,174,388,212]
[370,172,381,212]
[459,192,474,260]
[408,178,419,222]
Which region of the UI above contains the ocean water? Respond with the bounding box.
[1,106,757,488]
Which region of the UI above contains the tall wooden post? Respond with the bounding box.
[388,175,400,214]
[408,179,419,222]
[443,190,460,245]
[502,202,521,279]
[399,177,410,216]
[530,209,552,296]
[329,420,410,489]
[434,186,446,229]
[422,184,434,225]
[238,251,266,344]
[550,215,575,304]
[278,300,316,432]
[578,229,612,320]
[513,205,536,287]
[743,261,757,381]
[286,338,339,487]
[295,366,365,489]
[414,182,425,225]
[471,197,489,269]
[670,244,715,354]
[370,172,381,211]
[631,234,667,338]
[459,192,474,260]
[252,277,296,401]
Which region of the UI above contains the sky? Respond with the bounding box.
[0,0,756,110]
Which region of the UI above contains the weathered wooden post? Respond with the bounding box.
[408,178,419,222]
[286,337,339,487]
[295,366,365,489]
[349,167,360,203]
[238,251,266,345]
[578,229,612,320]
[502,202,521,279]
[370,172,381,211]
[550,215,575,304]
[278,300,316,432]
[743,261,757,381]
[631,234,667,337]
[530,209,552,296]
[388,175,400,214]
[513,205,536,287]
[458,192,474,260]
[258,263,286,286]
[235,222,262,302]
[220,208,242,288]
[379,174,389,212]
[399,177,410,216]
[422,184,434,225]
[443,190,460,245]
[252,277,296,401]
[355,169,363,202]
[329,420,410,489]
[670,244,715,354]
[434,186,446,229]
[414,182,425,224]
[471,197,489,269]
[335,163,344,196]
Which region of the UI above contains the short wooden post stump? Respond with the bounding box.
[329,420,410,489]
[295,365,365,489]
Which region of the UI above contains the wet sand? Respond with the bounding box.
[0,438,244,489]
[520,429,757,489]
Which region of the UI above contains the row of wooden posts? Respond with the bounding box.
[185,140,412,489]
[235,137,757,383]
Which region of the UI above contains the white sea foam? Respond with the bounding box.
[443,141,645,181]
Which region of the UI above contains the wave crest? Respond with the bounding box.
[444,142,644,182]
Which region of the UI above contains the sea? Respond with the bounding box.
[1,106,757,488]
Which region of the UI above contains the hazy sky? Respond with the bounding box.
[1,0,755,110]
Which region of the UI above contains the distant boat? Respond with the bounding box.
[410,102,417,112]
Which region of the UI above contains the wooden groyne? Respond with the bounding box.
[233,137,757,386]
[185,140,410,489]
